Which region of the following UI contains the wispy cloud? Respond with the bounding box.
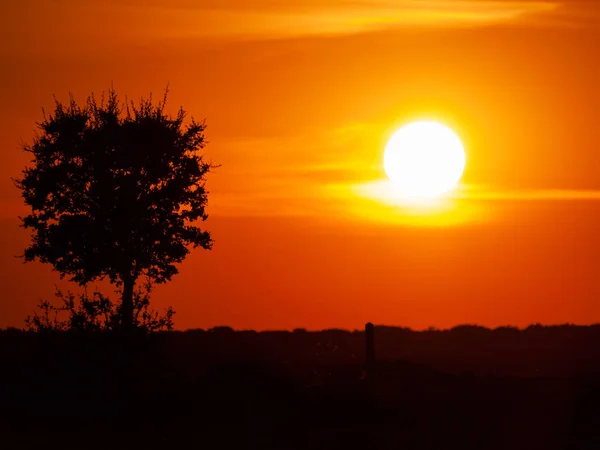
[355,180,600,204]
[156,1,559,39]
[454,185,600,201]
[3,0,560,52]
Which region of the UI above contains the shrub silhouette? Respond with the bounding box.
[14,87,214,330]
[25,283,174,333]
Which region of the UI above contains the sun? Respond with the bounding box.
[383,121,466,199]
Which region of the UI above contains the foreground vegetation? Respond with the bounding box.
[2,325,600,449]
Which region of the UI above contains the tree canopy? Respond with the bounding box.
[15,88,214,329]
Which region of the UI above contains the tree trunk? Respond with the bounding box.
[121,275,135,331]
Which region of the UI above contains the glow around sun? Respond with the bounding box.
[383,121,466,199]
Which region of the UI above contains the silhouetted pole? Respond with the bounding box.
[365,322,375,371]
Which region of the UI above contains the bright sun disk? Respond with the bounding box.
[384,121,466,199]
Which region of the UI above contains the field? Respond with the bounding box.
[2,325,600,449]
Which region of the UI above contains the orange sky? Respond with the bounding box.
[2,0,600,330]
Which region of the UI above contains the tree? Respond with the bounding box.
[15,88,214,331]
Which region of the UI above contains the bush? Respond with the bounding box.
[25,283,174,333]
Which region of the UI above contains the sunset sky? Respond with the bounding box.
[2,0,600,330]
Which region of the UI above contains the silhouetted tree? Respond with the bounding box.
[15,88,214,330]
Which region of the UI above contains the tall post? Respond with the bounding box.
[365,322,375,371]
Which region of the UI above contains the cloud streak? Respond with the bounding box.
[3,0,560,52]
[455,186,600,201]
[355,180,600,205]
[157,1,560,39]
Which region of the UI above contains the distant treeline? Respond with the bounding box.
[3,323,600,377]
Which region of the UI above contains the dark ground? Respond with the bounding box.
[2,324,600,449]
